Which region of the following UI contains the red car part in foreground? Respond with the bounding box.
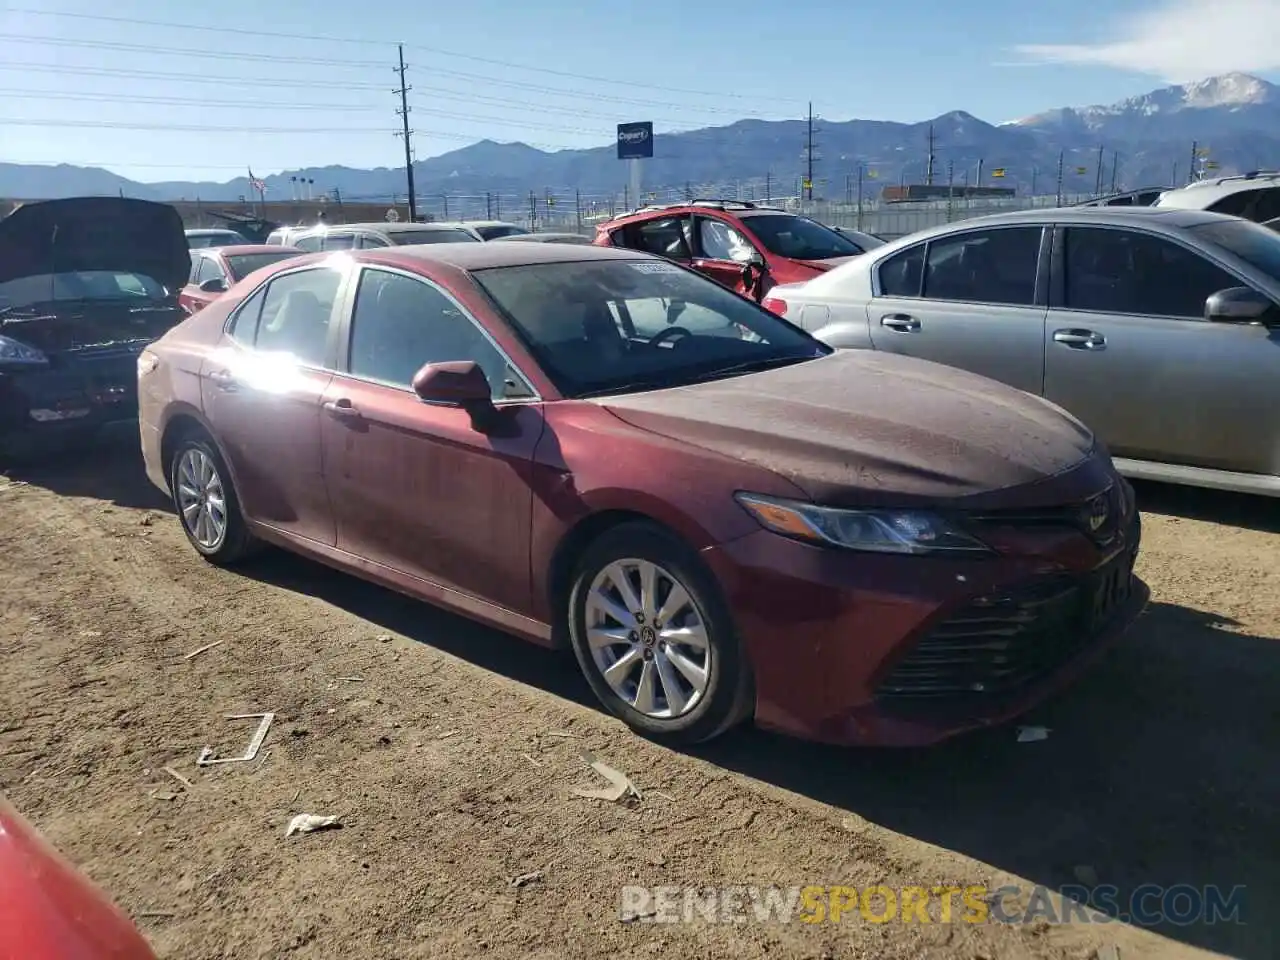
[0,798,157,960]
[138,243,1148,747]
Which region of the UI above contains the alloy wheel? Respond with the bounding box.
[584,558,712,719]
[175,447,228,551]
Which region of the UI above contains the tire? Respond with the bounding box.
[567,521,753,744]
[169,434,256,565]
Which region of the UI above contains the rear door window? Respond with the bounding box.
[252,268,343,365]
[1063,227,1241,318]
[616,215,693,260]
[323,232,357,250]
[696,217,757,263]
[921,227,1041,305]
[1209,186,1280,224]
[294,234,324,253]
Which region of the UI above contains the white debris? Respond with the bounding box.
[285,814,342,837]
[1016,725,1051,743]
[571,752,642,803]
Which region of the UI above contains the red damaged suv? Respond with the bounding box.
[594,200,876,302]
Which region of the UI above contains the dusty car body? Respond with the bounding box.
[138,243,1147,747]
[0,197,189,459]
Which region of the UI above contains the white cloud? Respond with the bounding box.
[1011,0,1280,81]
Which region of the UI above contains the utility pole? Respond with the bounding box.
[804,102,816,201]
[1055,150,1065,206]
[976,158,984,189]
[442,194,449,219]
[1188,141,1198,184]
[1031,166,1038,197]
[575,188,582,233]
[926,123,936,186]
[528,190,537,229]
[1110,151,1119,193]
[485,191,493,219]
[946,160,955,222]
[394,44,417,223]
[1095,143,1105,195]
[856,163,865,229]
[765,171,772,202]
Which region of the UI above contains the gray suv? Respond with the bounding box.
[768,206,1280,498]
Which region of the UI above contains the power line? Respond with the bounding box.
[0,118,394,134]
[8,88,617,137]
[0,34,387,68]
[1,63,721,126]
[1,8,808,105]
[0,47,757,116]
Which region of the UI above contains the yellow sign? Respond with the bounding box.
[1196,147,1211,157]
[990,168,1006,178]
[866,169,878,179]
[1205,161,1220,170]
[802,179,813,189]
[1074,166,1088,175]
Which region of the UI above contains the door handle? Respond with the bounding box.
[207,369,237,391]
[880,314,921,332]
[323,398,362,420]
[1053,329,1106,349]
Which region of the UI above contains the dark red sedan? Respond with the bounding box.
[179,244,303,315]
[137,243,1148,746]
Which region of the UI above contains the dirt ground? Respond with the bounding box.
[1,430,1276,960]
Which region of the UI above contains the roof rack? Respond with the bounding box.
[607,198,784,221]
[1184,170,1280,189]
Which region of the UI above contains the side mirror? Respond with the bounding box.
[411,360,493,407]
[1205,286,1274,325]
[198,277,227,294]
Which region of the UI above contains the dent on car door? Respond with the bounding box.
[319,266,544,613]
[200,266,345,545]
[1044,225,1279,474]
[866,226,1048,395]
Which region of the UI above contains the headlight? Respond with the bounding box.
[735,492,992,556]
[137,349,160,378]
[0,334,48,367]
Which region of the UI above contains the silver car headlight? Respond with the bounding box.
[735,492,993,555]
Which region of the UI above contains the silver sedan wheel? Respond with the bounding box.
[584,558,712,720]
[175,447,227,550]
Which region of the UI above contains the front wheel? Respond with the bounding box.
[169,435,256,565]
[567,522,753,744]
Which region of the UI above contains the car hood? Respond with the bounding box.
[598,350,1100,509]
[0,197,189,292]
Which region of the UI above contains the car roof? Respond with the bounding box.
[1155,172,1280,210]
[435,220,520,229]
[300,221,470,234]
[343,240,651,271]
[186,228,244,235]
[203,244,302,256]
[881,205,1240,245]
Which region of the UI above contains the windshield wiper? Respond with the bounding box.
[683,353,818,384]
[574,377,683,399]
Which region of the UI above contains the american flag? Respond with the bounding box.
[247,168,267,194]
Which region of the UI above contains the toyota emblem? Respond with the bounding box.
[1086,494,1110,533]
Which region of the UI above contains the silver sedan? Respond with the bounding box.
[766,206,1280,498]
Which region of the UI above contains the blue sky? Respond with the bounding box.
[1,0,1276,183]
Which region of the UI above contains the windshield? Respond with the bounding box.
[391,229,479,245]
[226,251,302,281]
[1190,219,1280,279]
[740,213,865,260]
[471,259,828,399]
[476,225,529,240]
[0,270,167,310]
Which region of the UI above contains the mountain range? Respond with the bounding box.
[4,72,1279,212]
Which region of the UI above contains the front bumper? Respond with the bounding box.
[0,346,145,453]
[702,497,1146,747]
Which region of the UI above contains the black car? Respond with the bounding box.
[0,197,189,460]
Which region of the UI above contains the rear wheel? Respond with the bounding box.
[169,435,256,565]
[567,522,753,744]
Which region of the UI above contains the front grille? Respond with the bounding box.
[877,548,1135,701]
[967,482,1128,548]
